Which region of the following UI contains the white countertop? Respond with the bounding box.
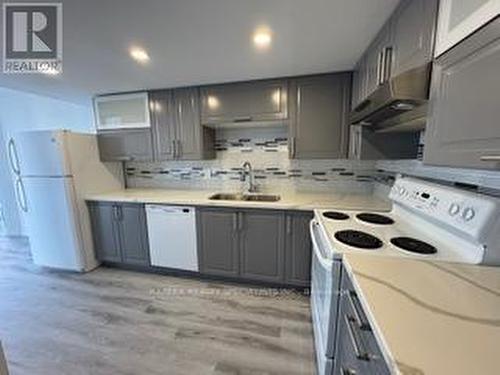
[86,188,392,212]
[343,253,500,375]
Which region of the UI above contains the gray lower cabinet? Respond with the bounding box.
[239,210,285,283]
[289,74,351,159]
[284,212,313,286]
[97,129,154,162]
[424,17,500,170]
[88,202,150,266]
[150,88,215,161]
[197,208,239,277]
[88,202,121,262]
[200,80,288,124]
[335,271,390,375]
[198,207,311,286]
[118,204,150,265]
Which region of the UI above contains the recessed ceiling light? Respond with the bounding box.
[207,96,220,109]
[253,27,272,50]
[129,47,150,64]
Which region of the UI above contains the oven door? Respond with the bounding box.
[310,220,342,364]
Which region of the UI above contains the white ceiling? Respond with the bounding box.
[0,0,399,104]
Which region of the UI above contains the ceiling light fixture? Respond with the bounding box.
[129,47,150,64]
[253,27,272,50]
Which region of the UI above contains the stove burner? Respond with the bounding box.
[356,213,395,225]
[390,237,437,255]
[334,230,383,249]
[323,211,350,220]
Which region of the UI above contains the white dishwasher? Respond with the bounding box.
[145,205,198,271]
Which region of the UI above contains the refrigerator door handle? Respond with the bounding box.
[8,138,21,175]
[15,178,28,212]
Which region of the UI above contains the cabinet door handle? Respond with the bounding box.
[347,291,370,330]
[286,216,292,235]
[340,368,356,375]
[383,46,393,82]
[344,315,370,361]
[233,116,252,123]
[289,137,296,159]
[233,213,238,232]
[113,206,122,221]
[238,212,244,231]
[115,156,134,162]
[177,140,182,159]
[172,140,177,159]
[376,51,383,85]
[480,155,500,161]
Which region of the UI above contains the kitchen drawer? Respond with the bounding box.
[335,271,390,375]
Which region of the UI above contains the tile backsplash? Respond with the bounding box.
[126,127,378,194]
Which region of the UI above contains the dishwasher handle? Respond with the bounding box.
[146,205,193,214]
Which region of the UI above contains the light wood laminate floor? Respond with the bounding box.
[0,237,315,375]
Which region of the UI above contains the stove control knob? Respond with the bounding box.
[448,203,460,216]
[462,207,475,222]
[399,187,407,196]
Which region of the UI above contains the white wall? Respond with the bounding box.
[0,88,94,236]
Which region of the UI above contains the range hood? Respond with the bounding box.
[350,64,431,132]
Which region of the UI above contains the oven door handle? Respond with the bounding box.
[309,220,333,269]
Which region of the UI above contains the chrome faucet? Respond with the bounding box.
[241,161,258,193]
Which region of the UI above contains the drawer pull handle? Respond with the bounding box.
[347,291,370,330]
[341,368,356,375]
[345,315,370,361]
[480,155,500,161]
[233,116,252,122]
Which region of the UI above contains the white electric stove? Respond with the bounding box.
[314,176,500,265]
[310,176,500,375]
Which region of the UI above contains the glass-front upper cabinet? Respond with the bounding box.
[435,0,500,57]
[94,92,151,131]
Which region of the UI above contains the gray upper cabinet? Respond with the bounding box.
[289,73,351,159]
[365,22,392,94]
[150,88,215,161]
[352,0,438,108]
[424,18,500,170]
[97,129,154,162]
[390,0,438,77]
[200,80,288,124]
[239,210,285,283]
[284,212,312,287]
[150,90,176,160]
[94,92,151,131]
[197,208,239,277]
[88,202,150,266]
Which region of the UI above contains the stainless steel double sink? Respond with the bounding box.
[208,193,281,202]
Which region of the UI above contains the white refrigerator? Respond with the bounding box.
[8,130,123,272]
